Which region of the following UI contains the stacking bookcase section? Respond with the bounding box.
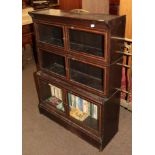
[29,9,126,151]
[68,27,106,58]
[68,93,99,131]
[37,23,64,47]
[37,78,65,113]
[69,59,104,91]
[38,49,66,77]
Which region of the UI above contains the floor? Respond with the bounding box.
[22,62,132,155]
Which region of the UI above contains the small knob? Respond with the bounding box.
[90,24,95,28]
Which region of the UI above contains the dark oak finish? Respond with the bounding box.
[22,24,37,63]
[109,0,120,15]
[22,24,34,47]
[59,0,82,11]
[29,9,125,151]
[22,0,27,9]
[30,0,60,9]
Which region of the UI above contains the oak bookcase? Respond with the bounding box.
[29,9,125,151]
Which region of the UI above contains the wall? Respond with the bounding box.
[119,0,132,39]
[82,0,109,14]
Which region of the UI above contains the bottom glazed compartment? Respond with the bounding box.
[38,104,103,150]
[38,79,65,113]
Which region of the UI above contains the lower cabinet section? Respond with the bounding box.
[35,71,120,150]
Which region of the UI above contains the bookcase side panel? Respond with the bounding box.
[106,17,126,97]
[109,16,126,63]
[101,91,121,150]
[108,60,123,96]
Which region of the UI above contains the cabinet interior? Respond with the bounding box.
[39,80,65,112]
[70,59,104,91]
[69,29,105,57]
[38,24,64,47]
[40,50,66,76]
[68,93,99,130]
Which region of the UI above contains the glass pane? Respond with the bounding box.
[38,24,64,47]
[69,29,104,57]
[40,50,66,76]
[39,80,65,112]
[70,59,104,91]
[68,93,98,130]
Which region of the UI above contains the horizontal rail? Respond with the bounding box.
[111,36,132,42]
[115,51,132,56]
[116,63,131,68]
[115,88,131,95]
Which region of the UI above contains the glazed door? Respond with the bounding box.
[67,92,100,131]
[37,78,66,113]
[38,49,66,77]
[67,27,107,60]
[37,23,64,48]
[69,58,106,93]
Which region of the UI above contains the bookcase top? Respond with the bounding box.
[29,9,124,24]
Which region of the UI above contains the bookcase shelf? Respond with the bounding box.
[70,42,103,57]
[70,69,103,91]
[30,9,125,151]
